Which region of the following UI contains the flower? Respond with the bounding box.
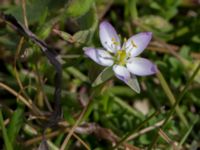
[83,21,157,92]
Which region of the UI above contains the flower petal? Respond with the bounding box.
[123,32,152,57]
[99,21,121,53]
[113,65,130,83]
[127,57,157,76]
[84,47,114,66]
[113,65,140,93]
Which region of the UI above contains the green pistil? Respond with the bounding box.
[116,50,127,65]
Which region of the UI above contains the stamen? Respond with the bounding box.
[122,38,127,49]
[104,41,114,51]
[111,37,116,42]
[112,37,119,46]
[113,42,119,45]
[105,39,119,52]
[125,43,131,50]
[131,40,137,48]
[124,39,132,50]
[123,39,137,52]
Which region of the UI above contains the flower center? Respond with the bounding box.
[116,50,127,65]
[112,38,135,65]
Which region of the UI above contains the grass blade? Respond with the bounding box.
[0,110,13,150]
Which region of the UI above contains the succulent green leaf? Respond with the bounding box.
[0,110,13,150]
[92,67,114,87]
[7,106,24,145]
[66,0,94,18]
[126,75,140,93]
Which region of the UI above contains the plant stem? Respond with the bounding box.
[157,70,189,127]
[149,63,200,149]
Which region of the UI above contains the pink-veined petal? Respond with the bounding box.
[113,65,131,83]
[123,32,152,57]
[99,21,121,53]
[127,57,157,76]
[84,47,114,66]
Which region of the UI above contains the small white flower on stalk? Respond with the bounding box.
[83,21,157,93]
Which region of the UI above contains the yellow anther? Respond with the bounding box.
[112,37,116,42]
[131,40,137,48]
[113,42,119,45]
[112,37,119,45]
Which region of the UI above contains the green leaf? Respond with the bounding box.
[0,110,13,150]
[179,116,198,147]
[73,29,91,44]
[72,7,98,44]
[139,134,151,145]
[66,67,89,82]
[126,75,140,93]
[93,67,140,93]
[108,86,136,97]
[92,67,114,87]
[125,0,138,20]
[6,0,49,24]
[65,0,94,18]
[54,7,98,44]
[141,15,173,33]
[53,29,74,43]
[110,93,144,119]
[23,124,38,136]
[7,105,24,145]
[5,0,66,24]
[184,60,200,84]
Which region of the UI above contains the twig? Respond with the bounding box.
[0,82,35,113]
[0,13,62,128]
[60,100,92,150]
[127,120,164,141]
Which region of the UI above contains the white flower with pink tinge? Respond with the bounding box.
[83,21,157,93]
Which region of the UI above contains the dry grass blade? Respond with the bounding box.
[158,129,179,150]
[60,106,88,150]
[127,120,165,141]
[0,82,41,115]
[21,0,28,28]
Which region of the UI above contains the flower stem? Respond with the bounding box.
[149,64,200,149]
[156,70,189,127]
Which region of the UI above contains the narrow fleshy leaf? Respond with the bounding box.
[0,110,13,150]
[126,75,140,93]
[92,66,114,87]
[53,29,74,43]
[73,8,98,44]
[65,0,94,17]
[7,105,24,144]
[99,21,121,53]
